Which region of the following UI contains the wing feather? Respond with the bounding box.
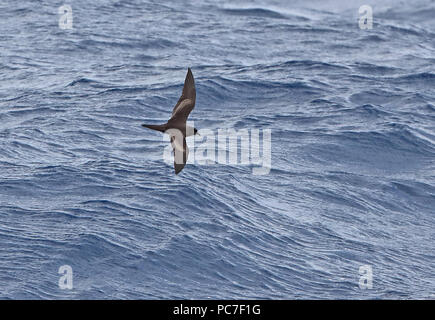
[171,135,189,174]
[171,68,196,121]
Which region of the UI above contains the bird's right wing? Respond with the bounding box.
[171,68,196,122]
[171,135,189,175]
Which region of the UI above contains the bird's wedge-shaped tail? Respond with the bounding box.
[142,68,197,175]
[141,123,166,132]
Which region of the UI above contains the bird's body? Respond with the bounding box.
[142,68,198,174]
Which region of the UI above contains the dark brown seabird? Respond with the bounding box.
[142,68,199,175]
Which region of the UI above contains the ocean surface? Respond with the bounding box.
[0,0,434,299]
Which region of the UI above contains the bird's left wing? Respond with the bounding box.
[170,68,196,122]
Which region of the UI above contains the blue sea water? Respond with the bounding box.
[0,0,434,299]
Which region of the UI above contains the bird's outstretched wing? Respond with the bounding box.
[171,135,189,175]
[170,68,196,122]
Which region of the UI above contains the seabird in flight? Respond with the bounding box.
[142,68,199,174]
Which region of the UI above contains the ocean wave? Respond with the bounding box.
[221,7,289,20]
[0,0,434,300]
